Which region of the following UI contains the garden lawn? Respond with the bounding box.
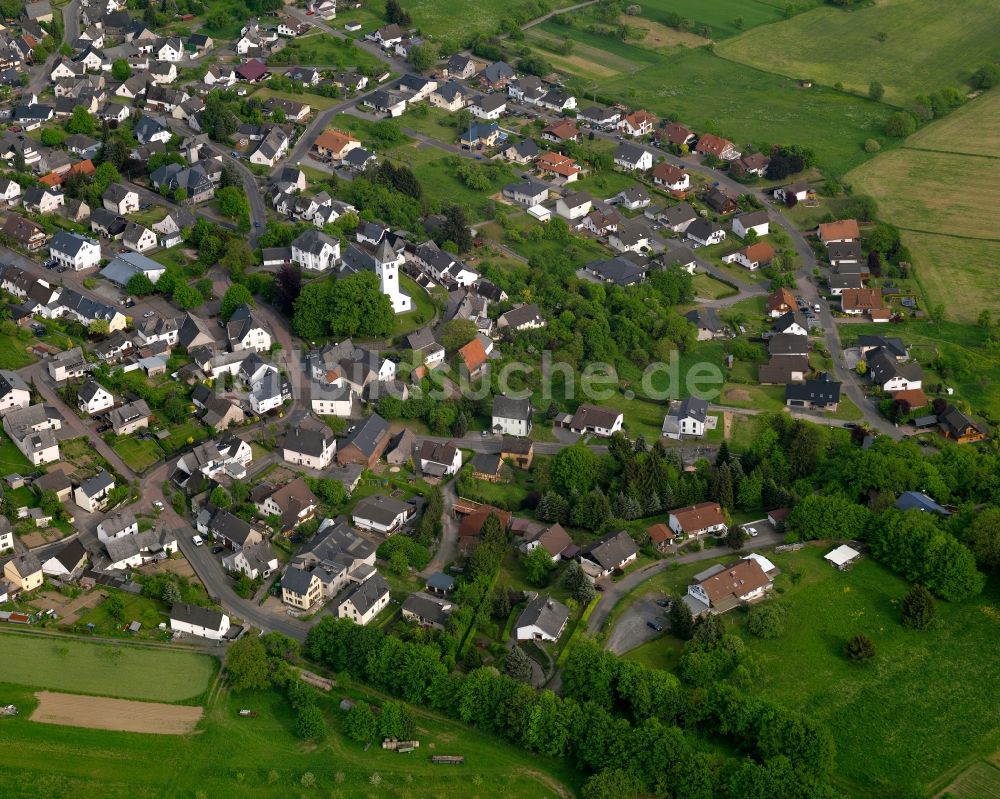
[73,591,172,638]
[745,548,1000,797]
[159,419,210,454]
[0,677,578,799]
[266,33,384,71]
[390,274,438,338]
[691,273,737,300]
[250,86,343,111]
[715,0,1000,105]
[111,438,163,473]
[0,333,34,369]
[0,632,215,703]
[0,434,32,473]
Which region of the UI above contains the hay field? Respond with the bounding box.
[907,88,1000,157]
[715,0,1000,105]
[31,692,203,735]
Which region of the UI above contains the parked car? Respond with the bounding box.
[152,500,164,511]
[210,545,225,554]
[655,597,671,608]
[744,526,758,537]
[192,534,204,546]
[647,620,663,632]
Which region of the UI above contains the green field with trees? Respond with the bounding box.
[715,0,1000,105]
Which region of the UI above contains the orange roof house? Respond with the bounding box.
[68,159,95,178]
[767,287,797,317]
[891,387,929,409]
[38,172,61,187]
[458,337,488,375]
[313,129,361,159]
[695,133,738,160]
[646,523,675,551]
[536,151,581,180]
[817,219,860,244]
[542,119,579,142]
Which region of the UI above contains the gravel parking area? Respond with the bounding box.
[604,592,671,655]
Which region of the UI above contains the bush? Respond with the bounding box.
[901,584,935,630]
[845,633,875,662]
[746,602,786,639]
[884,111,917,138]
[295,704,325,741]
[863,138,881,153]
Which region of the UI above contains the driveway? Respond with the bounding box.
[604,592,668,655]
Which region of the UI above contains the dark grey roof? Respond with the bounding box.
[78,469,114,498]
[517,595,569,638]
[785,374,841,405]
[402,591,452,626]
[171,602,225,629]
[580,530,638,571]
[735,209,769,228]
[281,565,315,594]
[50,538,87,572]
[471,452,502,474]
[352,494,411,526]
[493,394,531,421]
[339,413,389,457]
[614,141,649,163]
[342,573,390,615]
[866,347,922,384]
[426,572,455,592]
[77,377,108,404]
[685,307,723,332]
[768,333,809,355]
[895,491,949,516]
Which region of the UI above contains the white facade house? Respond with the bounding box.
[515,595,570,642]
[732,211,770,239]
[77,378,115,415]
[73,470,116,513]
[337,574,391,626]
[49,231,102,271]
[170,603,231,640]
[97,511,139,543]
[492,395,532,437]
[291,229,340,272]
[351,495,413,535]
[0,370,31,416]
[282,423,336,469]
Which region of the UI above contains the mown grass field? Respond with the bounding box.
[542,39,889,174]
[715,0,1000,105]
[639,0,806,39]
[0,657,578,799]
[405,0,552,39]
[0,434,32,473]
[941,761,1000,799]
[847,148,1000,240]
[266,33,385,71]
[0,632,216,703]
[111,437,163,473]
[844,89,1000,326]
[0,334,34,369]
[623,546,1000,797]
[906,87,1000,157]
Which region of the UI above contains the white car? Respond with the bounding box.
[192,534,204,547]
[744,526,758,537]
[152,500,164,511]
[813,303,821,312]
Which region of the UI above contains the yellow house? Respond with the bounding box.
[4,552,43,593]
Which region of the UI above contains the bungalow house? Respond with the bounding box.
[669,502,727,539]
[617,110,656,137]
[613,142,652,172]
[662,396,710,439]
[650,162,690,191]
[646,523,676,552]
[658,202,698,233]
[840,287,882,315]
[686,559,772,615]
[77,378,114,415]
[685,308,725,340]
[522,523,572,562]
[616,186,651,211]
[768,333,809,357]
[578,105,621,129]
[722,241,774,271]
[417,440,462,478]
[363,89,407,118]
[73,469,115,512]
[170,603,230,640]
[502,179,549,207]
[732,151,769,178]
[337,573,391,625]
[579,530,638,578]
[497,303,546,332]
[541,119,579,144]
[786,374,841,411]
[758,354,809,385]
[556,404,623,437]
[817,219,860,245]
[492,394,532,436]
[732,210,770,239]
[938,404,987,443]
[401,592,453,630]
[313,128,361,161]
[695,133,739,160]
[686,218,726,247]
[515,596,569,642]
[336,413,391,468]
[659,122,695,149]
[458,336,488,377]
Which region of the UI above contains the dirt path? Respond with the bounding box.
[32,691,203,735]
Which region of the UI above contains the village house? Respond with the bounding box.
[338,573,391,626]
[817,219,860,245]
[282,417,336,469]
[170,603,230,640]
[786,374,842,411]
[579,530,639,578]
[722,241,774,271]
[77,378,114,415]
[516,596,570,642]
[401,592,453,630]
[695,133,739,160]
[732,210,770,239]
[650,162,690,191]
[668,501,728,539]
[840,287,882,315]
[686,558,773,615]
[3,404,61,465]
[555,404,623,437]
[662,396,710,439]
[73,470,115,512]
[256,477,319,532]
[618,110,656,137]
[417,440,462,479]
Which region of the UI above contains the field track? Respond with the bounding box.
[31,691,203,735]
